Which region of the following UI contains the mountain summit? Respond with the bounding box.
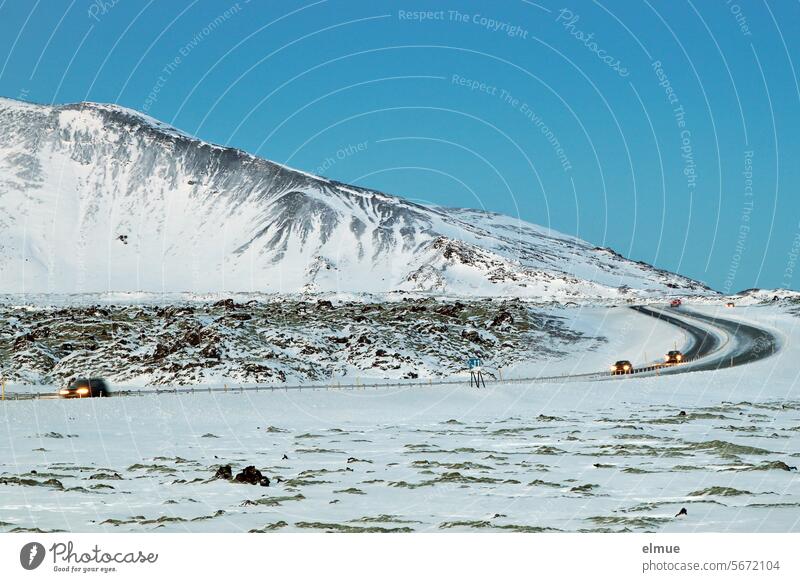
[0,97,708,297]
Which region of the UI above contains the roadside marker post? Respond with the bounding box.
[468,358,486,388]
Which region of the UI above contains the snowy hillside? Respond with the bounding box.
[0,97,711,297]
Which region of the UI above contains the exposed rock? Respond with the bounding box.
[490,311,514,327]
[89,472,123,480]
[213,465,232,480]
[436,302,465,317]
[200,344,220,360]
[152,343,173,361]
[234,465,270,487]
[184,330,202,347]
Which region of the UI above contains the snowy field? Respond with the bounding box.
[0,304,798,533]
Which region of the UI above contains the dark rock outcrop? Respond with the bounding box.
[234,465,270,487]
[213,465,232,480]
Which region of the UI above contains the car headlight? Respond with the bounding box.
[623,365,630,370]
[677,355,682,361]
[59,389,70,395]
[77,387,90,395]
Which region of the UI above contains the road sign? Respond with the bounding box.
[468,358,482,369]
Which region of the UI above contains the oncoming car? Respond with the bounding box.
[665,350,684,365]
[58,378,109,399]
[611,360,634,375]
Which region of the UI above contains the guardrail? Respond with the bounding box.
[0,360,700,401]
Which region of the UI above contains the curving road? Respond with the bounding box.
[627,305,778,376]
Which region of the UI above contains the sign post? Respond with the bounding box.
[467,358,486,388]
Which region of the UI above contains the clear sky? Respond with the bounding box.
[0,0,798,292]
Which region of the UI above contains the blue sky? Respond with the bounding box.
[1,0,798,292]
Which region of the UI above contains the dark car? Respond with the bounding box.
[665,350,684,365]
[611,360,633,375]
[58,378,109,398]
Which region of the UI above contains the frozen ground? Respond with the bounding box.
[0,304,798,533]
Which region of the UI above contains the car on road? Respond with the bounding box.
[725,302,735,308]
[58,378,109,399]
[665,350,684,365]
[670,299,682,308]
[611,360,634,375]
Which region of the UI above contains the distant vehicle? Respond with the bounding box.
[58,378,109,399]
[665,350,684,365]
[611,360,633,375]
[670,299,682,308]
[725,302,735,308]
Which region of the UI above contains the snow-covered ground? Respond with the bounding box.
[1,303,798,533]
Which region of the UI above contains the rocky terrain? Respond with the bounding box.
[0,297,597,387]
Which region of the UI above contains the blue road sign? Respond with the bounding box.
[468,358,482,369]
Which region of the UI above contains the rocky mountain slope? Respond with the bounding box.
[0,97,711,297]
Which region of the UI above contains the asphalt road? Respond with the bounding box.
[629,305,778,375]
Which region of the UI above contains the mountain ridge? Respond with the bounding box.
[0,96,712,297]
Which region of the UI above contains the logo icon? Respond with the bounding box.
[20,542,46,570]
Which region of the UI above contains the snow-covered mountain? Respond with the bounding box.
[0,97,710,297]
